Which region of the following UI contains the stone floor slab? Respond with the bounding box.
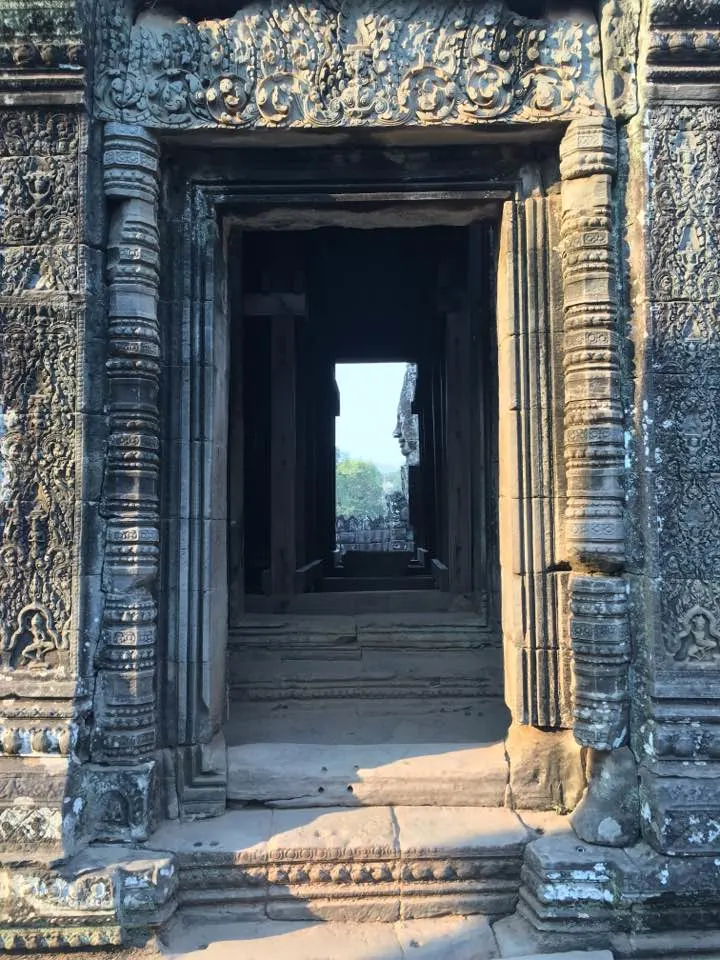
[395,916,499,957]
[396,806,529,857]
[160,919,403,959]
[268,806,399,859]
[147,809,272,864]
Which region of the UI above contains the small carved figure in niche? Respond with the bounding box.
[102,791,130,828]
[1,604,67,670]
[667,605,720,663]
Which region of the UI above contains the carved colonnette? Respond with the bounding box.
[559,118,630,755]
[91,123,161,840]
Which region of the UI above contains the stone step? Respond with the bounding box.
[321,576,437,591]
[225,698,511,747]
[160,915,501,958]
[145,806,534,924]
[228,612,503,707]
[159,916,614,958]
[244,590,461,615]
[226,741,508,807]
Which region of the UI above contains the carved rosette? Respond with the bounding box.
[96,124,160,765]
[559,118,629,750]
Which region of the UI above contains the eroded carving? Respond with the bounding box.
[95,1,604,129]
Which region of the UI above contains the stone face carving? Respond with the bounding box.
[95,124,160,771]
[95,1,604,129]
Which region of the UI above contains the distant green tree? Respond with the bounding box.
[336,448,350,465]
[336,458,384,518]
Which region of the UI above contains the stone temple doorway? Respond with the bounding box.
[160,138,581,818]
[224,209,509,805]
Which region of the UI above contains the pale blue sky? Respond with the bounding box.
[335,363,406,470]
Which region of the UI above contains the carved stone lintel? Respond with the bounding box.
[570,574,630,750]
[94,1,604,130]
[95,124,160,768]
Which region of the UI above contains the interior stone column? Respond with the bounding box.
[559,118,637,843]
[88,123,161,841]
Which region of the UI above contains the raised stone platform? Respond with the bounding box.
[226,741,508,807]
[144,806,532,923]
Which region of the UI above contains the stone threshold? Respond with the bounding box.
[226,740,508,807]
[144,805,534,922]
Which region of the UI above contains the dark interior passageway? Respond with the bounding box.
[228,224,498,612]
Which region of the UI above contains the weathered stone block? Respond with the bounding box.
[506,725,586,813]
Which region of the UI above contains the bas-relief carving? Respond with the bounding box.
[0,110,80,684]
[94,1,604,129]
[0,0,86,70]
[649,107,720,588]
[599,0,639,120]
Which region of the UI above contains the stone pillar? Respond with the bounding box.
[559,117,637,843]
[90,123,161,840]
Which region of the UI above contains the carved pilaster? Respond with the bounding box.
[560,118,630,751]
[93,123,160,837]
[498,191,572,730]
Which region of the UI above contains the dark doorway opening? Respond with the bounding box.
[228,222,497,613]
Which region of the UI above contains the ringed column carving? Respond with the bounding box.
[93,123,161,837]
[560,118,630,752]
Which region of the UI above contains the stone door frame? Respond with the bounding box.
[101,119,628,820]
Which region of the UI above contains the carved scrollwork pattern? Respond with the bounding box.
[94,1,604,130]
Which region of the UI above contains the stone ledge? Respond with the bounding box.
[144,806,533,923]
[0,847,177,952]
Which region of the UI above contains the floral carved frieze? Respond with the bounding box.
[95,1,604,129]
